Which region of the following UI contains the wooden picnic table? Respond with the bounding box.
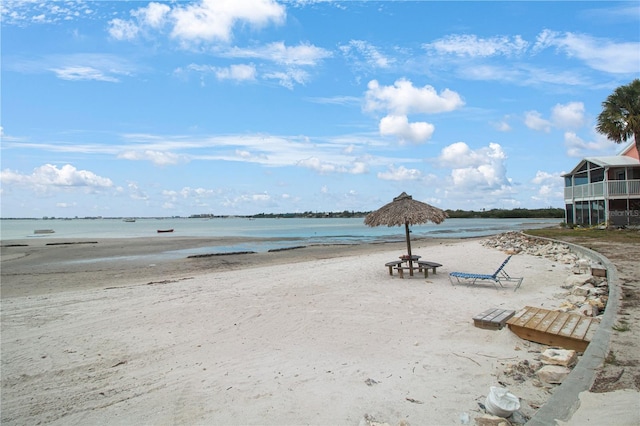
[400,254,421,276]
[385,257,442,278]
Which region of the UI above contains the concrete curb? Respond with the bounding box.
[524,236,620,426]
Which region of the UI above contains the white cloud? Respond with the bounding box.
[531,170,558,185]
[1,164,113,192]
[49,66,120,82]
[55,202,77,209]
[108,18,140,41]
[252,193,271,202]
[108,2,170,40]
[350,161,368,174]
[236,149,252,159]
[456,61,587,88]
[440,141,505,168]
[308,96,361,106]
[525,102,585,134]
[127,182,149,200]
[180,187,215,198]
[220,192,275,209]
[11,132,369,173]
[492,120,511,132]
[183,187,214,198]
[133,2,171,29]
[426,34,529,57]
[179,63,257,82]
[108,0,286,45]
[524,111,552,133]
[263,68,309,89]
[456,64,525,83]
[533,29,640,74]
[450,166,503,189]
[365,79,464,115]
[297,157,338,173]
[3,54,138,83]
[171,0,285,43]
[118,150,187,166]
[564,131,616,157]
[530,171,563,204]
[296,157,367,175]
[237,41,331,66]
[216,64,257,81]
[339,40,394,69]
[379,115,434,143]
[365,79,463,143]
[551,102,585,129]
[186,42,328,88]
[439,142,510,190]
[377,165,423,181]
[1,1,96,26]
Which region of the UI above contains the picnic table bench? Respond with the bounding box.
[417,261,442,276]
[385,260,442,278]
[385,260,403,275]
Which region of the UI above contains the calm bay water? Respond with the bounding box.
[1,217,560,261]
[1,217,558,244]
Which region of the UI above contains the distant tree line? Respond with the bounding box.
[251,210,370,219]
[4,207,564,221]
[249,208,564,219]
[444,208,564,219]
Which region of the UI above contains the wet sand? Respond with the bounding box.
[1,236,425,298]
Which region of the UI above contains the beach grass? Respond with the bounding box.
[525,227,640,244]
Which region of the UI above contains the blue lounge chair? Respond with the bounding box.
[449,255,523,291]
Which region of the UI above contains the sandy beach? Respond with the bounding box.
[0,236,634,425]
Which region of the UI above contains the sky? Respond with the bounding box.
[1,1,639,218]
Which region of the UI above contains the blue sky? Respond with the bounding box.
[1,1,639,218]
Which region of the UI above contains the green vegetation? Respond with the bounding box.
[251,210,370,219]
[251,208,565,219]
[445,207,564,219]
[525,227,640,244]
[596,78,640,154]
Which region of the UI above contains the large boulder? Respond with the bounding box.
[540,348,577,367]
[537,365,571,384]
[563,274,593,289]
[573,284,595,297]
[475,414,512,426]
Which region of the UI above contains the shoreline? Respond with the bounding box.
[1,236,471,299]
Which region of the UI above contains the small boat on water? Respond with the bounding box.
[34,229,55,234]
[123,218,136,222]
[157,229,174,233]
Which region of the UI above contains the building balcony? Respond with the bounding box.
[564,179,640,201]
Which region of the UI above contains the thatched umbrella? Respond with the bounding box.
[364,192,447,275]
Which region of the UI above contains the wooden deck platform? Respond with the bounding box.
[506,306,600,352]
[473,308,515,330]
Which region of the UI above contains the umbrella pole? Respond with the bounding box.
[405,222,414,276]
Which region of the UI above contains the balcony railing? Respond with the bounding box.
[564,179,640,200]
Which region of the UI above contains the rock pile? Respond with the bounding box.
[502,349,578,388]
[482,232,609,317]
[487,350,580,424]
[481,231,578,264]
[477,232,613,424]
[559,275,608,317]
